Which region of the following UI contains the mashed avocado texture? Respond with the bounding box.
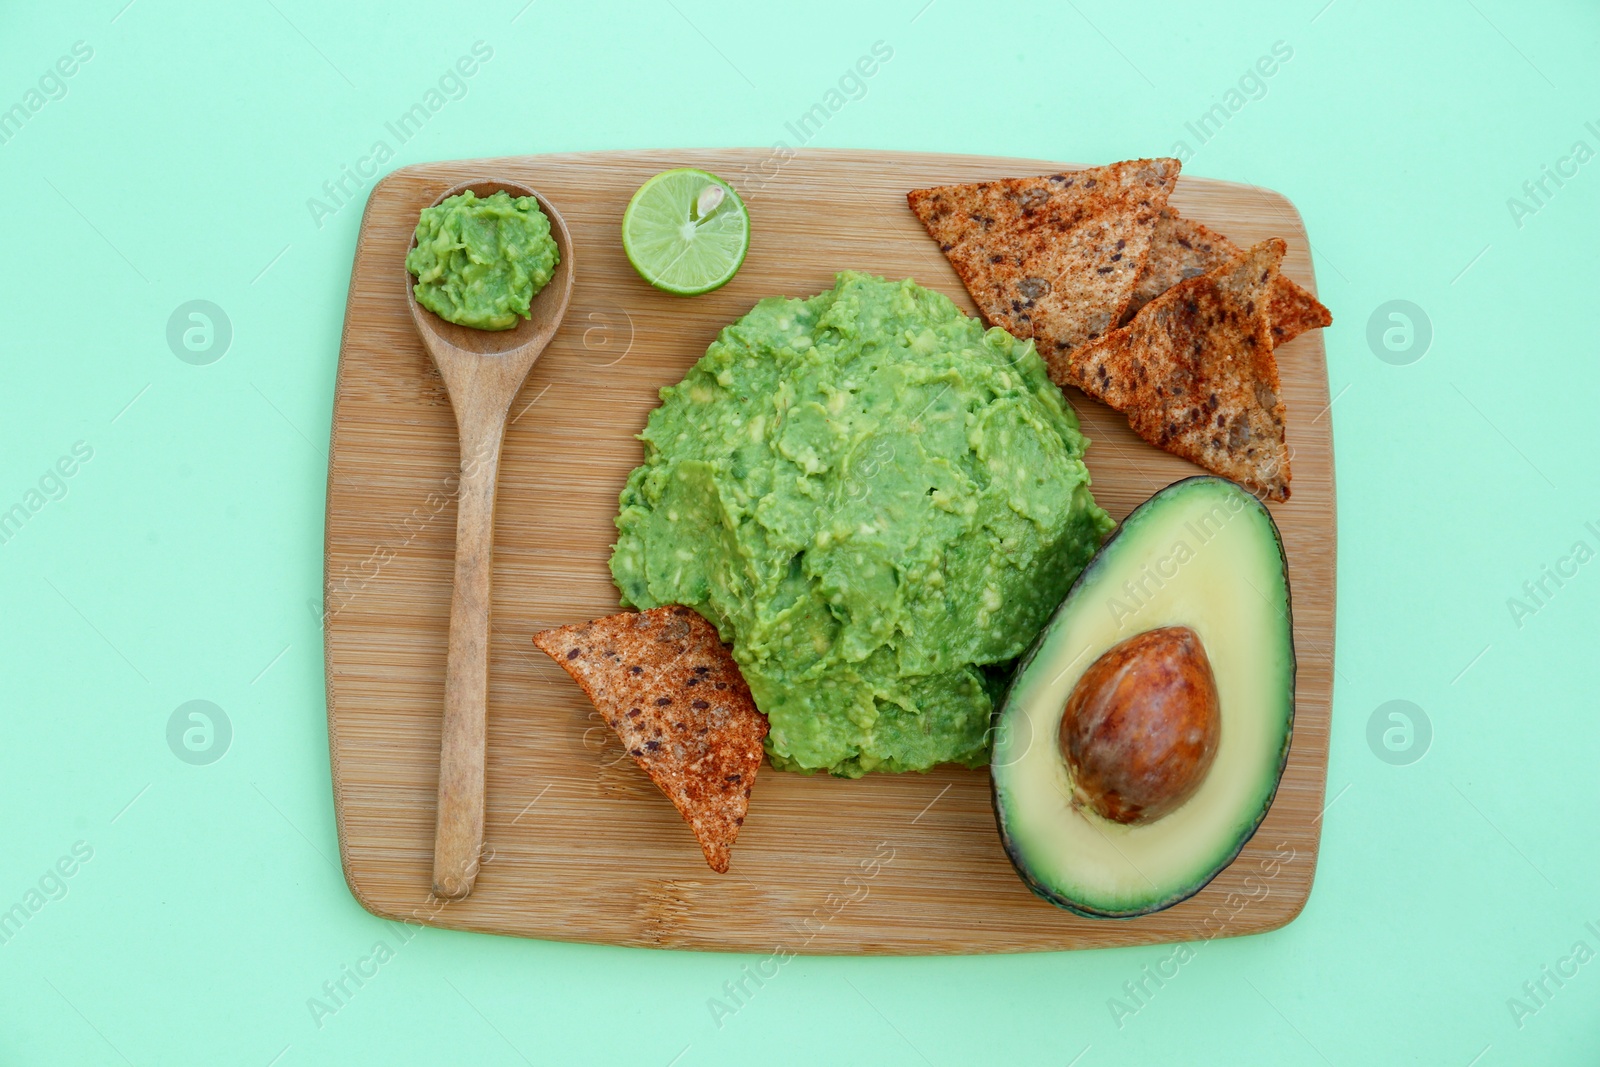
[611,272,1113,777]
[405,189,558,330]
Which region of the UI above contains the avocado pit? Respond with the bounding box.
[1059,625,1220,825]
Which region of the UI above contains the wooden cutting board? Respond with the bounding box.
[324,149,1334,954]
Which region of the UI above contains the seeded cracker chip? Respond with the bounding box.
[907,158,1179,380]
[1125,209,1331,348]
[533,605,768,873]
[1067,239,1293,501]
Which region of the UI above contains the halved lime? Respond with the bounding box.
[622,168,750,295]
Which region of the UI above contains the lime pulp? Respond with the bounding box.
[622,168,750,296]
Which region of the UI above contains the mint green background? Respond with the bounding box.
[2,0,1596,1063]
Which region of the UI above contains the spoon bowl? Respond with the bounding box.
[407,177,574,900]
[407,177,575,360]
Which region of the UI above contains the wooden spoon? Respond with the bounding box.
[406,178,574,900]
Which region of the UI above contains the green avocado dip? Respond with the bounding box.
[611,272,1114,777]
[405,189,559,330]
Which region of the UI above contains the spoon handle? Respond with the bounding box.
[431,416,506,899]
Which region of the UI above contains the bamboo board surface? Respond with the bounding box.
[325,149,1334,954]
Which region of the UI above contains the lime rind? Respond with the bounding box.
[622,168,750,296]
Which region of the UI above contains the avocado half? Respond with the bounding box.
[990,476,1295,918]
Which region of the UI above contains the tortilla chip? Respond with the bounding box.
[907,158,1179,372]
[1123,209,1230,315]
[1067,239,1292,501]
[533,605,768,873]
[1125,209,1331,348]
[1265,271,1334,348]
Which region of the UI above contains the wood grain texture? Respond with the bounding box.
[325,149,1335,955]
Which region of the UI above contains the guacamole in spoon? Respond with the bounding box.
[405,189,559,330]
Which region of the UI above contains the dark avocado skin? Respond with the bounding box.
[989,476,1297,919]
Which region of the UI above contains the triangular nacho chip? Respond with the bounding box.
[1264,270,1334,349]
[907,158,1179,370]
[1125,209,1331,348]
[533,605,768,873]
[1067,239,1293,500]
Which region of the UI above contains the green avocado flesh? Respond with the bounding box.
[405,190,558,330]
[991,476,1294,917]
[611,272,1114,777]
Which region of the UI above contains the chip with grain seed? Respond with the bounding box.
[1124,208,1331,348]
[1066,239,1293,501]
[532,605,767,873]
[906,158,1180,374]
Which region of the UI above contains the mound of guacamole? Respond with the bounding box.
[611,272,1113,777]
[405,190,558,330]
